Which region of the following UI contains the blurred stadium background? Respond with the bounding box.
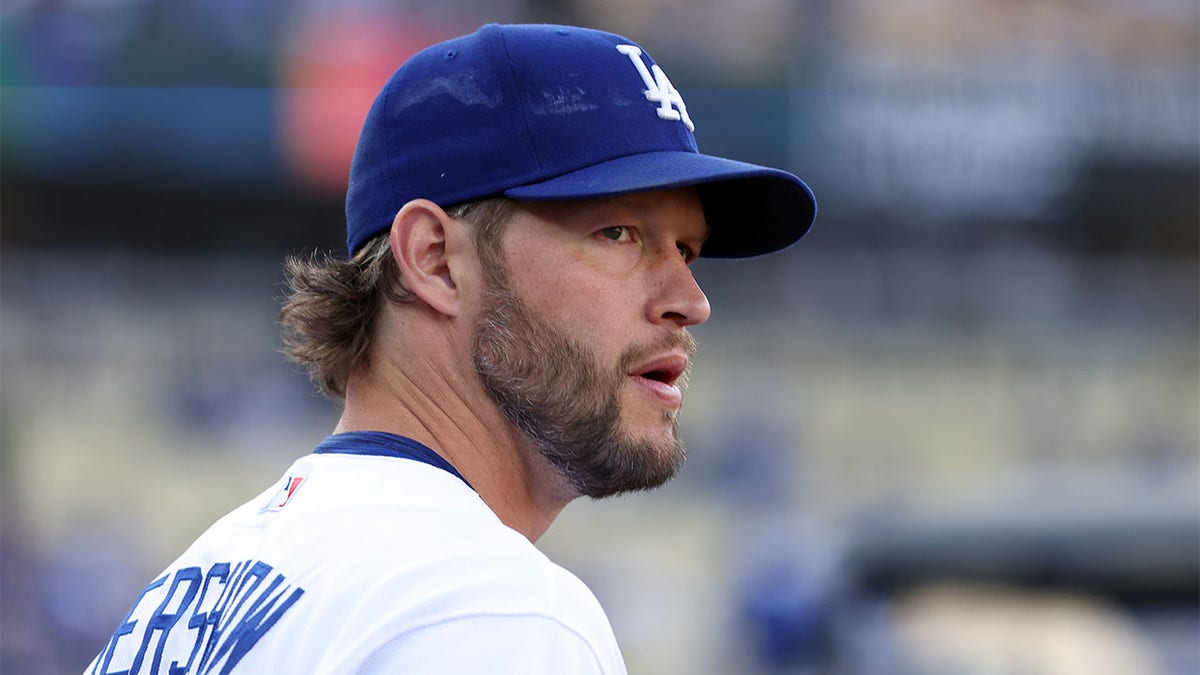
[1,1,1197,673]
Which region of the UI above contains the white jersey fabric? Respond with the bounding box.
[85,432,628,674]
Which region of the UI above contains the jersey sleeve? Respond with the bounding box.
[348,613,628,675]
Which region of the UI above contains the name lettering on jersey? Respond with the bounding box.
[616,44,695,132]
[92,559,305,675]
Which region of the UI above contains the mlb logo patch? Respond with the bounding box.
[262,474,308,513]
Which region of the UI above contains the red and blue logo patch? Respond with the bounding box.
[261,474,308,513]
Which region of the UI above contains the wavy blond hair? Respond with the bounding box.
[278,198,516,399]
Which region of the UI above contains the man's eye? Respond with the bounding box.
[677,243,696,261]
[600,227,632,242]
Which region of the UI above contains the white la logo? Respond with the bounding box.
[616,44,695,132]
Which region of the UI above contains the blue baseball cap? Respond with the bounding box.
[345,23,817,258]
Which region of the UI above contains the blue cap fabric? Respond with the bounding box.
[345,23,817,258]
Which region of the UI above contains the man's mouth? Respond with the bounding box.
[628,353,689,407]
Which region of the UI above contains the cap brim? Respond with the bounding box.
[503,151,817,258]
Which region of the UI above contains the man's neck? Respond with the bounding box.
[333,351,574,542]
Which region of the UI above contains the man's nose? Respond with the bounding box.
[646,254,711,328]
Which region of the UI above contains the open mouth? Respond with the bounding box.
[629,353,688,407]
[639,367,679,385]
[632,355,686,385]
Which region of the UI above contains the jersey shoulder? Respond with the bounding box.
[253,453,623,670]
[85,451,625,675]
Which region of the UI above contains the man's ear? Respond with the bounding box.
[389,199,474,317]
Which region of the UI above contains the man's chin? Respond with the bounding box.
[575,436,686,500]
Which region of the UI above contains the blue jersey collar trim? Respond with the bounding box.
[314,431,474,491]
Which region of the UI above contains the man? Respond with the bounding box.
[86,23,816,674]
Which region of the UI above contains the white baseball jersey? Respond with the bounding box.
[85,432,628,674]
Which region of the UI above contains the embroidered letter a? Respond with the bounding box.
[616,44,695,132]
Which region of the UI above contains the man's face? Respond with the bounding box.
[471,188,710,498]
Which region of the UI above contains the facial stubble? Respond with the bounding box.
[471,263,694,499]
